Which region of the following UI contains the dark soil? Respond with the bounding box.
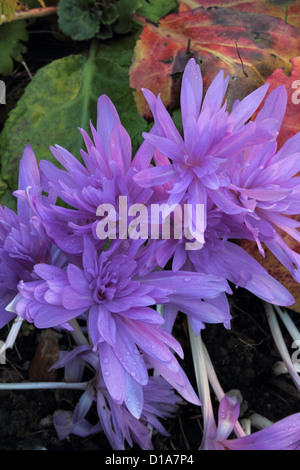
[0,288,299,451]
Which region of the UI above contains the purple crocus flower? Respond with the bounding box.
[33,95,152,254]
[149,204,294,335]
[133,58,275,233]
[10,236,233,406]
[52,344,181,450]
[0,145,66,328]
[201,394,300,450]
[216,86,300,282]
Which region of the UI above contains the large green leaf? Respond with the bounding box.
[0,20,28,76]
[0,38,149,190]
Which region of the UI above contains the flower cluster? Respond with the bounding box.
[1,58,299,449]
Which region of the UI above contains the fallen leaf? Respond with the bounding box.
[241,218,300,314]
[130,7,300,120]
[178,0,300,30]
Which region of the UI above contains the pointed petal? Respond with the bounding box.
[99,342,126,404]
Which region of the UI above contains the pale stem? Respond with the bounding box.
[202,341,246,439]
[188,323,213,431]
[274,306,300,344]
[153,305,165,377]
[68,318,90,346]
[264,302,300,391]
[272,361,300,375]
[0,316,24,357]
[250,413,273,430]
[239,418,251,436]
[0,381,89,391]
[156,304,164,316]
[0,7,58,24]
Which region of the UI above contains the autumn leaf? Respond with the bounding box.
[178,0,300,30]
[0,0,45,23]
[130,6,300,120]
[262,56,300,149]
[0,0,20,22]
[241,224,300,314]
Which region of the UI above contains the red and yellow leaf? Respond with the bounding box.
[178,0,300,30]
[241,222,300,314]
[130,7,300,120]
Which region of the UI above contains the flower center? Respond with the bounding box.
[90,272,117,304]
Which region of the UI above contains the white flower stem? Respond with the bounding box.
[240,418,252,436]
[0,381,89,391]
[188,323,213,430]
[249,413,273,430]
[264,302,300,391]
[202,340,246,439]
[274,305,300,344]
[0,316,24,357]
[68,318,90,346]
[0,7,58,25]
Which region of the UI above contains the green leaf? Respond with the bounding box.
[171,108,183,136]
[0,188,16,211]
[136,0,177,23]
[0,20,28,76]
[101,4,119,25]
[58,0,100,41]
[0,38,150,190]
[96,23,113,39]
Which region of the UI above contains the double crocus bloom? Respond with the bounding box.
[0,58,299,449]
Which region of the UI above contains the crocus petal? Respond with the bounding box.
[97,94,121,154]
[124,372,144,419]
[201,70,229,116]
[215,395,240,443]
[62,286,92,310]
[142,133,183,163]
[99,341,126,404]
[134,165,177,188]
[255,85,287,133]
[224,413,300,450]
[181,58,203,124]
[229,83,269,129]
